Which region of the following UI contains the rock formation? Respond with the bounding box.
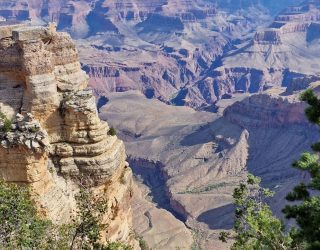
[99,89,318,249]
[0,1,312,109]
[0,24,135,245]
[177,0,320,108]
[0,0,285,107]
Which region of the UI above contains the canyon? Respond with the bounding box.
[0,0,305,108]
[0,1,320,249]
[100,86,319,249]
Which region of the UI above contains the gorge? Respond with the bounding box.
[0,0,320,249]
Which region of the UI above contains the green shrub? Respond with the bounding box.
[0,180,133,250]
[138,237,150,250]
[108,127,117,136]
[0,180,53,249]
[3,118,12,133]
[0,112,12,133]
[103,241,133,250]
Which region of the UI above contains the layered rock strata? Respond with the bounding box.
[174,0,320,108]
[0,24,134,244]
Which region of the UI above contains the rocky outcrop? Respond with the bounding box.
[80,42,226,103]
[224,93,308,128]
[100,90,318,249]
[0,24,135,245]
[178,0,320,108]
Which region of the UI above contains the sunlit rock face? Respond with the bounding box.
[0,24,136,246]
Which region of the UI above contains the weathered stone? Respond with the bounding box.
[12,26,48,41]
[24,139,32,149]
[0,24,24,39]
[1,140,8,148]
[16,113,24,122]
[0,24,135,246]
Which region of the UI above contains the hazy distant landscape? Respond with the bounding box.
[1,0,320,249]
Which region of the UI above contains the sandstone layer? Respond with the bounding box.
[0,24,135,245]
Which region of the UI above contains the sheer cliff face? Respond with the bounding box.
[0,24,134,244]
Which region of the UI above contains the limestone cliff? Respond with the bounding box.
[0,23,135,245]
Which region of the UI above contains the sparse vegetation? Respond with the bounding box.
[178,182,230,194]
[219,174,293,249]
[29,126,40,133]
[108,127,117,136]
[0,112,13,133]
[191,228,205,250]
[138,236,150,250]
[0,179,133,250]
[282,89,320,249]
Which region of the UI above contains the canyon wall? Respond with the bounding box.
[0,24,135,245]
[100,89,318,249]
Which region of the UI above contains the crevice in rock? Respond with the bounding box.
[128,156,187,223]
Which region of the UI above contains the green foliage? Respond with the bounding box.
[108,127,117,136]
[0,180,57,249]
[0,180,133,250]
[218,231,230,243]
[29,126,40,133]
[0,112,12,133]
[300,89,320,125]
[282,89,320,250]
[220,174,293,250]
[138,236,150,250]
[70,187,108,249]
[103,241,133,250]
[178,182,230,194]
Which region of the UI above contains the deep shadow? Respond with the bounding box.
[128,157,187,222]
[97,96,109,113]
[197,203,235,230]
[180,117,231,147]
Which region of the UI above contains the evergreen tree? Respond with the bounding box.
[282,89,320,249]
[219,174,293,250]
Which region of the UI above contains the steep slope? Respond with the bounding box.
[100,88,318,249]
[0,24,135,245]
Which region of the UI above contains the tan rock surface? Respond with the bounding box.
[0,24,136,246]
[132,181,193,250]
